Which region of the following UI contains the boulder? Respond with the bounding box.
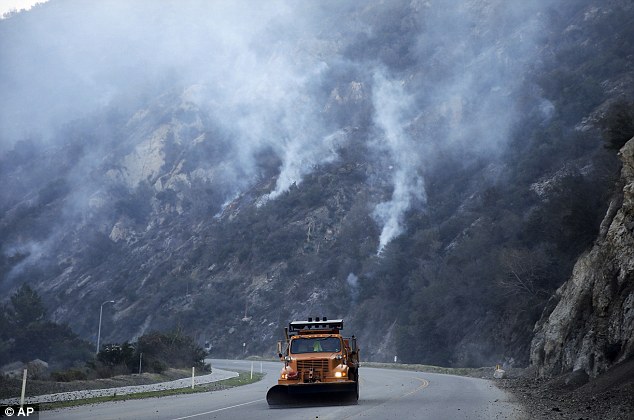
[493,368,506,379]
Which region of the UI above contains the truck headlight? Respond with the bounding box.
[281,370,298,379]
[334,364,348,378]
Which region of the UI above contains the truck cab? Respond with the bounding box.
[267,317,359,406]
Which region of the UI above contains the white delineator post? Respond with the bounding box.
[191,367,195,389]
[250,362,253,379]
[20,368,27,407]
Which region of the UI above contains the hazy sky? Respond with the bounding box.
[0,0,48,18]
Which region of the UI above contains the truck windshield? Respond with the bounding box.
[290,337,341,353]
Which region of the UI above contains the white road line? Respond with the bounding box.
[169,399,264,419]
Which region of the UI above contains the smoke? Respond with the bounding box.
[0,1,350,205]
[0,0,554,263]
[346,272,359,302]
[371,73,426,253]
[266,129,347,200]
[364,1,551,252]
[4,241,46,281]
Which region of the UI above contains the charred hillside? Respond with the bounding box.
[1,0,633,368]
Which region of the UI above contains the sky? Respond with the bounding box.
[0,0,48,18]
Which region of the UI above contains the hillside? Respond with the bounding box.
[1,0,633,370]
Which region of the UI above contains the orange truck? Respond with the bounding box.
[266,317,360,406]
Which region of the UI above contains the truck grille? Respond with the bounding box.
[297,359,329,374]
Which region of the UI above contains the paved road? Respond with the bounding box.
[42,359,527,419]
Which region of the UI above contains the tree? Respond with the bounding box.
[136,330,206,372]
[0,285,93,368]
[497,247,552,299]
[9,284,46,327]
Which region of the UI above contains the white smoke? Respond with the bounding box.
[267,129,346,200]
[0,0,554,260]
[371,73,426,253]
[365,2,550,252]
[346,272,359,301]
[4,241,47,281]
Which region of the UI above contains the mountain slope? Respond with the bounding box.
[0,0,632,367]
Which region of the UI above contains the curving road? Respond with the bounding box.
[42,359,526,419]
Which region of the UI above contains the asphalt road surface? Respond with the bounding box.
[42,359,526,419]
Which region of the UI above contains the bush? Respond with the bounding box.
[150,359,168,374]
[51,369,88,382]
[97,343,136,368]
[136,330,206,373]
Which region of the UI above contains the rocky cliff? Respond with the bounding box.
[531,137,634,377]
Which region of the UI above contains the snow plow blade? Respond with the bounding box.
[266,382,359,407]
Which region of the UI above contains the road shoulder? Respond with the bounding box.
[0,368,238,406]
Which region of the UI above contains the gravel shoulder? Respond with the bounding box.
[362,360,633,419]
[496,358,634,420]
[0,367,238,405]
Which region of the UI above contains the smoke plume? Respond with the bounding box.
[0,0,553,261]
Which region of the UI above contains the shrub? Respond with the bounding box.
[150,360,168,374]
[136,330,206,373]
[97,343,136,368]
[51,369,88,382]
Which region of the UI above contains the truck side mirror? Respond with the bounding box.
[350,336,357,353]
[277,341,283,359]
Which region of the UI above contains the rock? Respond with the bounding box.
[564,369,589,389]
[494,368,507,379]
[531,137,634,378]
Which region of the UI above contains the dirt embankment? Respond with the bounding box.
[498,358,634,420]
